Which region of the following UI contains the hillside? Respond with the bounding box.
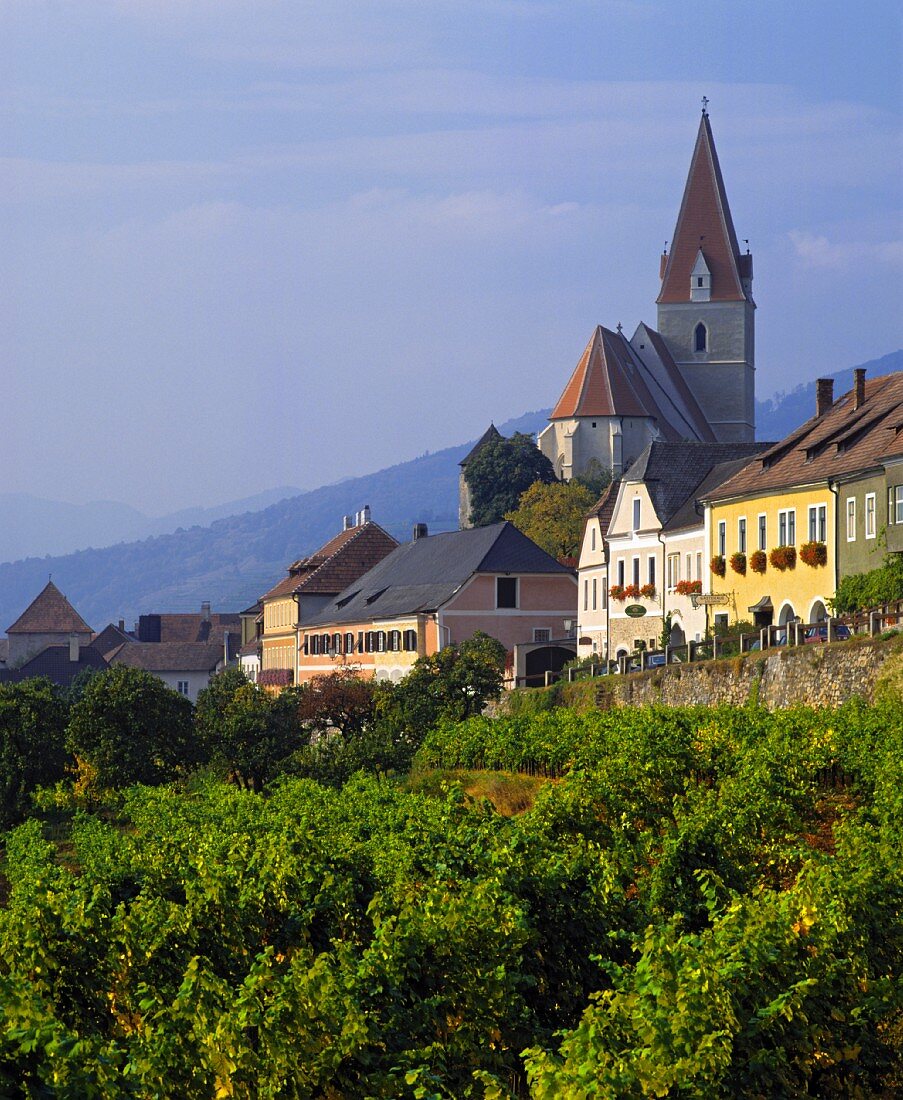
[1,353,900,631]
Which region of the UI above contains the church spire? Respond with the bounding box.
[657,110,750,305]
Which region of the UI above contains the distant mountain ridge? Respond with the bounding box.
[0,357,899,630]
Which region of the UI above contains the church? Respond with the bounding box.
[538,105,756,481]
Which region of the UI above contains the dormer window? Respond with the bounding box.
[690,249,711,302]
[694,322,707,352]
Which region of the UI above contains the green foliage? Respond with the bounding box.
[0,679,68,829]
[0,701,901,1095]
[832,553,903,614]
[464,433,556,527]
[66,666,196,793]
[571,457,612,498]
[504,480,596,560]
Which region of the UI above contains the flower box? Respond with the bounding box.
[258,668,294,687]
[730,551,746,575]
[769,545,797,571]
[622,584,641,600]
[749,549,767,574]
[799,540,827,567]
[609,584,625,601]
[710,555,726,578]
[639,583,657,600]
[675,579,702,596]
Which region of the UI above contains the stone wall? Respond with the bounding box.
[502,634,903,714]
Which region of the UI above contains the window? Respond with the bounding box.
[696,552,702,580]
[496,576,518,608]
[365,631,375,652]
[686,553,692,581]
[694,322,707,352]
[617,560,625,587]
[846,498,856,542]
[889,487,895,526]
[648,557,655,587]
[357,632,364,652]
[632,497,641,531]
[403,629,418,651]
[310,635,320,656]
[591,528,596,551]
[389,630,401,651]
[758,514,767,551]
[778,509,796,547]
[602,585,608,610]
[808,504,827,543]
[697,276,704,288]
[583,579,589,612]
[717,520,726,557]
[332,632,342,654]
[738,517,747,554]
[667,553,679,588]
[865,493,876,539]
[632,557,640,588]
[896,486,903,525]
[592,577,597,610]
[344,633,354,654]
[533,628,551,643]
[177,680,190,696]
[714,613,728,631]
[376,631,387,652]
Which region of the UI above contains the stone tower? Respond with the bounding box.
[656,108,755,442]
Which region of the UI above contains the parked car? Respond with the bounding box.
[803,623,851,644]
[646,653,667,668]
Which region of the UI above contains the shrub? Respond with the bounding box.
[710,555,726,578]
[769,545,797,571]
[730,552,746,575]
[799,540,827,567]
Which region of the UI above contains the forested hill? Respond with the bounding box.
[2,352,900,631]
[0,410,549,630]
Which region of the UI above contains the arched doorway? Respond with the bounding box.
[669,618,686,647]
[809,600,828,623]
[525,645,574,685]
[778,603,796,626]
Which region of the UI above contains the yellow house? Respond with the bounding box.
[701,369,903,631]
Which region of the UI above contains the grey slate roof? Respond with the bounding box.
[0,644,108,687]
[305,521,572,628]
[459,423,503,467]
[623,442,772,528]
[663,453,770,532]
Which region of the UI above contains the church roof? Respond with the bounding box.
[550,325,651,420]
[658,111,749,305]
[6,581,93,635]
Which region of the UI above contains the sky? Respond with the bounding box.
[1,0,901,515]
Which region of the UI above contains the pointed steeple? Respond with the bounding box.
[658,110,749,305]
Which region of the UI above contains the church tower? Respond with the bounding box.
[656,106,755,441]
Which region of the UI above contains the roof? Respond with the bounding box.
[459,424,503,466]
[622,441,772,528]
[304,521,573,628]
[584,477,621,544]
[2,644,108,687]
[261,521,399,602]
[151,613,240,644]
[664,452,771,532]
[91,623,135,658]
[707,372,903,502]
[109,642,224,673]
[549,325,715,443]
[658,111,749,305]
[7,581,93,636]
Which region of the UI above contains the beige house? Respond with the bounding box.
[5,580,93,667]
[577,442,766,660]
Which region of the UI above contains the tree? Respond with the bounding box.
[505,479,596,559]
[832,554,903,614]
[66,666,196,791]
[196,673,302,790]
[0,679,68,828]
[573,457,613,498]
[464,433,555,526]
[377,632,507,740]
[295,671,377,740]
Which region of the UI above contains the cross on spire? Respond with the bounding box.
[701,95,709,115]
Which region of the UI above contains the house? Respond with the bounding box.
[107,642,226,702]
[0,635,108,689]
[5,580,94,667]
[134,603,241,660]
[577,442,767,660]
[237,602,262,682]
[258,508,399,688]
[297,521,577,684]
[539,106,755,482]
[702,369,903,630]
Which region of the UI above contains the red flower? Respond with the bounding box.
[710,555,726,578]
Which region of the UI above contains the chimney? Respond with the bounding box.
[69,633,80,663]
[118,619,125,632]
[361,505,371,525]
[853,368,866,410]
[201,601,211,622]
[413,522,428,541]
[816,378,834,417]
[224,629,230,666]
[343,514,354,531]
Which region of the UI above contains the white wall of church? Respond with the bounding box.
[538,416,658,482]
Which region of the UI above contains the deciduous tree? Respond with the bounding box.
[464,432,555,526]
[505,479,596,559]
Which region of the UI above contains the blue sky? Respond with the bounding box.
[2,0,901,513]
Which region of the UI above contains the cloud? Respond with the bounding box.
[788,230,903,270]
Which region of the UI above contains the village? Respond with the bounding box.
[2,108,901,701]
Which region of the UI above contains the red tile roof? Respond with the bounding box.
[706,372,903,501]
[6,581,93,635]
[551,326,649,420]
[261,522,399,602]
[658,112,748,305]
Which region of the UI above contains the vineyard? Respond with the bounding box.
[1,696,902,1096]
